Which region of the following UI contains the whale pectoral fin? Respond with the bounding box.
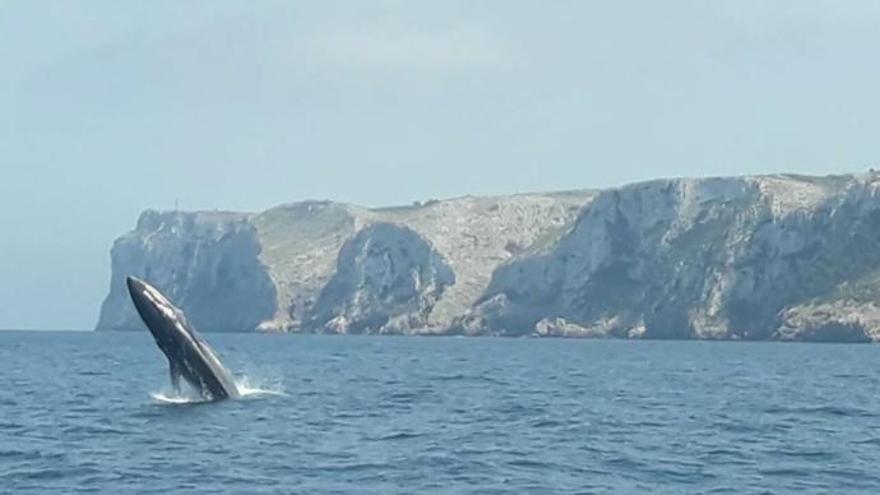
[169,362,182,394]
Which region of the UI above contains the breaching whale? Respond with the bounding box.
[126,276,240,401]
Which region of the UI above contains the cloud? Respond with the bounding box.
[299,23,513,72]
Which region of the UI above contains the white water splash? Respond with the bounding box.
[149,391,207,404]
[235,375,287,398]
[149,375,286,404]
[149,378,210,404]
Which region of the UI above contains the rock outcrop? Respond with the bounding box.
[96,210,276,331]
[307,223,455,334]
[462,173,880,341]
[97,172,880,342]
[96,192,591,334]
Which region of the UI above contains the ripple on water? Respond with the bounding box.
[367,431,426,442]
[762,404,878,418]
[3,333,880,493]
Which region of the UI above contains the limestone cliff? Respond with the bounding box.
[463,173,880,342]
[96,192,590,333]
[307,223,456,334]
[95,210,276,331]
[97,173,880,341]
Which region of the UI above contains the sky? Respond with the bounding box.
[2,1,880,330]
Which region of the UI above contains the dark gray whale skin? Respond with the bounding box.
[126,276,240,401]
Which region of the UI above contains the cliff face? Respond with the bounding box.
[96,192,590,334]
[463,174,880,341]
[97,173,880,341]
[250,201,362,331]
[95,210,277,331]
[307,223,456,334]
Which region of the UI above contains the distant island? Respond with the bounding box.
[97,172,880,342]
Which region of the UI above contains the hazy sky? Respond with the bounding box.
[2,1,880,329]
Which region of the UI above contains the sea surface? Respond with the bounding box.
[2,332,880,494]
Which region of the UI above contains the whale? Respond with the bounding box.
[126,276,240,401]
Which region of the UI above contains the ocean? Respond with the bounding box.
[1,331,880,494]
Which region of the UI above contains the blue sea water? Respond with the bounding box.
[2,332,880,494]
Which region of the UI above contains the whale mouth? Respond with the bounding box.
[127,277,177,321]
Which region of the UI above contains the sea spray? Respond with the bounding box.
[150,374,286,404]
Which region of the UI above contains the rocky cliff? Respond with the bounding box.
[97,173,880,342]
[96,192,590,333]
[461,173,880,342]
[96,210,277,331]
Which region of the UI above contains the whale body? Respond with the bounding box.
[126,276,240,401]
